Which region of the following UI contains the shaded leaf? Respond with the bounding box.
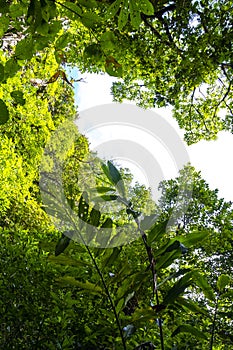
[163,272,194,304]
[172,324,208,340]
[78,192,89,221]
[55,234,71,256]
[11,90,26,106]
[147,220,168,244]
[0,63,4,82]
[15,37,34,60]
[0,99,9,124]
[176,296,208,315]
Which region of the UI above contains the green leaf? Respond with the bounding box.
[118,6,129,30]
[10,90,26,106]
[116,298,124,313]
[0,15,9,37]
[99,194,118,201]
[0,64,4,82]
[172,324,208,340]
[156,248,181,270]
[4,58,20,78]
[0,99,9,124]
[129,0,141,29]
[56,33,69,50]
[176,296,208,315]
[81,12,101,28]
[100,31,117,50]
[180,230,209,247]
[84,44,103,59]
[140,214,158,230]
[101,218,113,228]
[78,0,97,8]
[138,0,154,15]
[48,255,92,267]
[78,192,89,222]
[88,207,101,227]
[108,161,125,192]
[63,2,82,17]
[105,56,123,77]
[57,276,103,294]
[147,220,167,244]
[217,274,230,292]
[15,37,34,60]
[193,271,215,301]
[163,272,194,304]
[105,0,122,20]
[55,234,71,256]
[95,186,116,193]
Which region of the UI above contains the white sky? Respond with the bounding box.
[72,72,233,203]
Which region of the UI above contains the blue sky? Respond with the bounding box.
[70,70,233,203]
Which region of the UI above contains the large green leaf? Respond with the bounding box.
[193,271,215,301]
[56,276,104,294]
[172,324,208,340]
[176,296,208,315]
[118,5,129,30]
[163,272,194,304]
[217,274,230,292]
[138,0,154,15]
[179,230,209,247]
[156,248,181,270]
[129,0,141,29]
[105,0,122,20]
[0,99,9,124]
[15,37,34,60]
[81,12,101,28]
[147,220,167,244]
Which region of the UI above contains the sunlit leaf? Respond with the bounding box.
[217,274,230,292]
[138,0,154,15]
[56,276,104,294]
[180,230,209,247]
[105,0,122,20]
[118,5,128,30]
[193,271,215,301]
[129,0,141,29]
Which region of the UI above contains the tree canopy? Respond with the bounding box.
[1,0,233,142]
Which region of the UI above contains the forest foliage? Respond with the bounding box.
[0,0,233,349]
